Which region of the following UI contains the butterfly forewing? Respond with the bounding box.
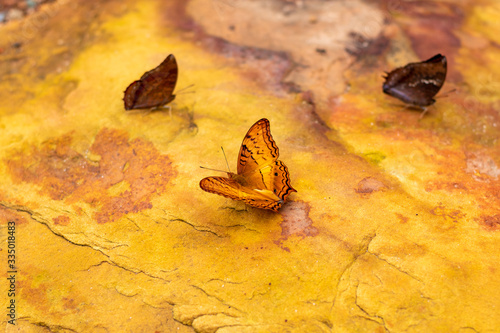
[123,54,178,110]
[382,54,447,107]
[237,119,279,175]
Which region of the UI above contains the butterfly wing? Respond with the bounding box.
[200,119,296,212]
[237,118,279,177]
[124,54,178,110]
[383,54,447,106]
[200,176,287,211]
[272,160,297,202]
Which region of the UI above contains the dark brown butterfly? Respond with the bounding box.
[382,54,447,107]
[123,54,178,110]
[200,119,296,212]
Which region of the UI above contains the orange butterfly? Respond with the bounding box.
[200,119,296,212]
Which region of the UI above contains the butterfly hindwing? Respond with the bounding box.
[240,160,296,202]
[273,160,296,202]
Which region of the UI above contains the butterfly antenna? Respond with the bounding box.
[176,84,195,95]
[200,166,227,173]
[199,146,231,174]
[221,146,231,173]
[436,88,457,99]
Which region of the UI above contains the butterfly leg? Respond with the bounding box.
[140,107,154,117]
[162,105,172,118]
[419,106,429,119]
[396,104,411,113]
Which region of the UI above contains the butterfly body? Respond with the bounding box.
[383,54,447,107]
[123,54,178,110]
[200,119,296,212]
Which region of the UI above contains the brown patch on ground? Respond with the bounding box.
[203,37,294,94]
[61,297,80,313]
[17,278,51,315]
[395,212,409,224]
[276,201,318,247]
[429,203,466,225]
[356,177,387,194]
[381,0,463,82]
[346,32,391,66]
[479,214,500,231]
[0,206,28,225]
[159,1,293,94]
[6,128,177,224]
[53,215,70,226]
[465,151,500,180]
[183,0,386,104]
[8,133,95,201]
[425,146,500,216]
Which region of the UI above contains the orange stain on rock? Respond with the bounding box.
[424,146,500,218]
[479,215,500,231]
[6,128,177,223]
[382,0,463,81]
[53,215,70,226]
[0,207,28,225]
[356,177,387,194]
[395,212,409,224]
[62,297,80,313]
[275,202,318,251]
[429,203,465,224]
[17,279,52,315]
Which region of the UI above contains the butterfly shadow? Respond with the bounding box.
[382,101,434,119]
[385,87,457,119]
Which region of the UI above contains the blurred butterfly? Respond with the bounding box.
[200,119,296,212]
[383,54,447,108]
[123,54,178,110]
